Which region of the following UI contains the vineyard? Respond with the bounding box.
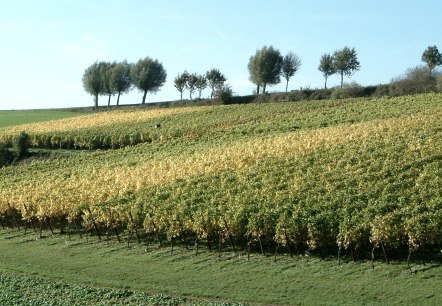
[0,94,441,264]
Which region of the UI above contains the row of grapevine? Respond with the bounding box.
[1,94,441,150]
[1,105,441,261]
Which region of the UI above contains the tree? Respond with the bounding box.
[248,46,283,94]
[174,71,189,100]
[213,82,233,104]
[109,61,132,107]
[186,73,198,100]
[195,74,207,99]
[421,45,442,74]
[206,68,226,99]
[130,57,167,104]
[101,61,117,107]
[333,47,360,88]
[281,52,301,92]
[83,61,106,109]
[318,53,336,89]
[12,132,29,159]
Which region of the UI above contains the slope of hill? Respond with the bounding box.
[0,94,441,305]
[1,94,441,257]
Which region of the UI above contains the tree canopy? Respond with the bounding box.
[281,52,302,92]
[195,74,207,99]
[82,61,106,109]
[109,61,132,106]
[318,53,336,89]
[421,45,442,74]
[101,61,117,107]
[248,46,283,94]
[205,68,226,99]
[130,57,167,104]
[333,47,360,88]
[185,73,198,100]
[174,71,189,100]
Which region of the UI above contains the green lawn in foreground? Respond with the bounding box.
[0,109,85,129]
[0,229,440,305]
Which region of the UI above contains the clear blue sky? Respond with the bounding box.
[1,0,441,110]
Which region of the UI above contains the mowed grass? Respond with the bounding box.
[0,109,85,129]
[0,229,440,305]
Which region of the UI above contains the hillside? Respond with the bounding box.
[1,94,441,257]
[0,94,441,305]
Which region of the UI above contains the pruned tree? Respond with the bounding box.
[174,71,189,100]
[248,45,283,94]
[421,45,442,74]
[206,68,226,99]
[109,61,132,107]
[186,73,198,100]
[333,47,360,88]
[195,74,207,99]
[101,61,117,107]
[83,61,107,109]
[281,52,301,92]
[130,57,167,104]
[318,53,336,89]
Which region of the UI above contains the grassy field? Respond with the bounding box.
[0,229,440,305]
[0,109,85,129]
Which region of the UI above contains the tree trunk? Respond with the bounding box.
[340,72,344,88]
[207,235,212,252]
[318,245,325,260]
[180,91,183,101]
[284,230,293,258]
[142,90,147,104]
[381,242,389,264]
[114,227,121,243]
[223,219,236,254]
[195,235,199,256]
[338,245,342,265]
[371,246,376,270]
[128,212,141,243]
[262,83,267,94]
[418,247,426,266]
[47,218,54,235]
[324,76,328,89]
[351,246,356,262]
[285,78,289,92]
[94,94,99,109]
[107,94,111,107]
[86,208,101,240]
[274,243,279,263]
[258,235,264,255]
[116,91,121,107]
[256,84,260,95]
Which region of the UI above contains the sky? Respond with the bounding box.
[1,0,442,110]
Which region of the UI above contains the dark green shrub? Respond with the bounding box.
[214,83,234,104]
[372,84,390,97]
[389,66,437,96]
[12,132,30,159]
[0,144,13,167]
[331,82,365,99]
[308,89,332,100]
[436,76,442,92]
[251,93,271,103]
[225,95,255,105]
